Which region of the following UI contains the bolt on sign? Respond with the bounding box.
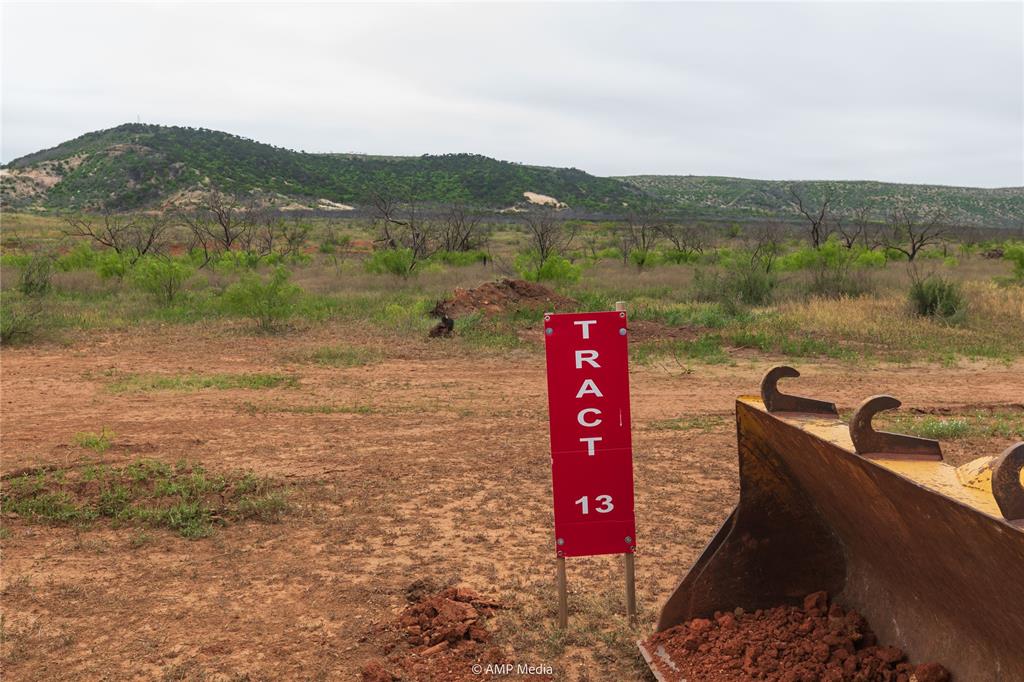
[544,310,637,558]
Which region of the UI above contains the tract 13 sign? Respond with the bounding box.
[544,310,636,558]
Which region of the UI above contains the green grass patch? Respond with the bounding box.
[879,410,1024,440]
[1,460,291,539]
[454,312,524,350]
[108,372,299,393]
[73,427,115,453]
[728,327,853,359]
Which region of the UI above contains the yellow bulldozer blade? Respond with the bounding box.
[641,366,1024,681]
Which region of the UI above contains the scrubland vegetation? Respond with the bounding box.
[2,198,1022,365]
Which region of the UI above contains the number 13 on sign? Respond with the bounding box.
[575,495,614,515]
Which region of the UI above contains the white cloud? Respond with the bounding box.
[2,1,1021,186]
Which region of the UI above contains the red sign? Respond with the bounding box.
[544,310,636,558]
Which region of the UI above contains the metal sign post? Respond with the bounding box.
[544,304,637,627]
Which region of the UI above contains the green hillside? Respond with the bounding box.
[3,123,1021,227]
[619,175,1024,227]
[1,124,640,211]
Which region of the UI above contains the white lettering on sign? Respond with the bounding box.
[575,350,600,369]
[577,408,602,427]
[579,436,602,456]
[573,319,598,339]
[575,495,614,515]
[575,379,603,399]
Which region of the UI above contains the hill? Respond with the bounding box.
[618,175,1023,227]
[2,123,1021,226]
[0,124,640,212]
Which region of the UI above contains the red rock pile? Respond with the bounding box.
[361,587,506,682]
[644,591,950,682]
[432,279,576,319]
[398,587,501,649]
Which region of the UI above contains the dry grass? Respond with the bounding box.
[768,281,1024,361]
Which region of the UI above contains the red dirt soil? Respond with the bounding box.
[644,591,950,682]
[2,320,1020,680]
[360,586,512,682]
[432,279,576,318]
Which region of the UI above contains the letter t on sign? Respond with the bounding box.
[574,319,597,339]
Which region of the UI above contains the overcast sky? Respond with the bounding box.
[2,2,1022,186]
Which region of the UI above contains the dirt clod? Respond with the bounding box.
[913,662,952,682]
[360,659,399,682]
[644,592,951,682]
[432,279,576,319]
[362,586,506,681]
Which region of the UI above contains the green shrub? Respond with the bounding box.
[660,249,701,265]
[909,276,964,319]
[593,247,622,261]
[207,250,264,273]
[319,233,351,255]
[693,264,775,308]
[130,257,194,303]
[514,253,581,284]
[731,267,776,305]
[629,249,661,269]
[365,248,416,277]
[773,241,877,298]
[56,243,101,271]
[96,251,131,281]
[807,265,873,298]
[1004,243,1024,280]
[19,253,53,296]
[221,267,302,331]
[853,250,887,268]
[0,293,43,345]
[776,241,885,273]
[0,253,32,269]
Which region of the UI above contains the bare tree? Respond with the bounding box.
[746,221,784,273]
[180,191,260,265]
[521,209,576,268]
[439,204,485,253]
[202,191,257,251]
[617,208,663,269]
[658,222,708,259]
[64,211,171,261]
[369,187,435,260]
[883,206,947,261]
[789,184,835,249]
[579,231,603,259]
[835,207,873,249]
[279,216,311,257]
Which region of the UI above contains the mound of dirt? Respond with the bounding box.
[643,591,950,682]
[432,279,576,319]
[399,587,502,648]
[361,586,507,681]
